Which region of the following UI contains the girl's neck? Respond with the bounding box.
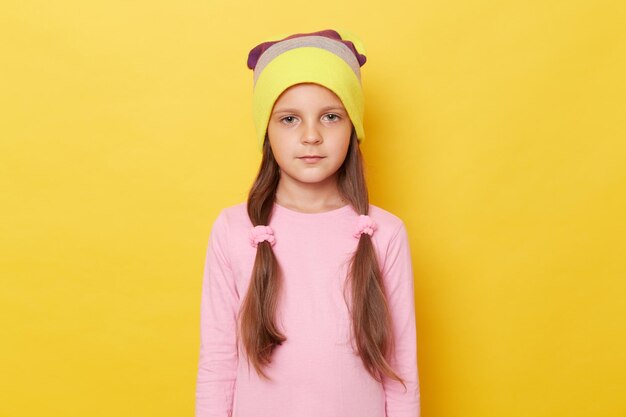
[275,178,346,214]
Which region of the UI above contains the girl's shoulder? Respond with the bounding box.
[212,201,250,229]
[220,200,248,216]
[367,203,406,236]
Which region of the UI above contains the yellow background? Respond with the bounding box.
[2,0,625,416]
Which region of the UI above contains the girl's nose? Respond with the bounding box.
[302,121,322,144]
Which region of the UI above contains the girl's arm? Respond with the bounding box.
[195,210,239,417]
[381,221,421,417]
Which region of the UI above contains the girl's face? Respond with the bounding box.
[267,83,352,188]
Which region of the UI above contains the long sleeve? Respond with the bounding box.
[195,210,240,417]
[381,222,421,417]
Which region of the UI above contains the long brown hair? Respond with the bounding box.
[239,128,406,390]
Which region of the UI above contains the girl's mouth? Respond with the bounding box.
[298,156,325,163]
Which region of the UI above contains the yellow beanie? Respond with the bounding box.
[247,28,367,151]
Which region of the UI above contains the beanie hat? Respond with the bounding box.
[247,28,368,151]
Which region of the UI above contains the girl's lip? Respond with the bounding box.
[298,156,325,163]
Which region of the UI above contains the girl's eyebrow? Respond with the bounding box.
[272,106,346,115]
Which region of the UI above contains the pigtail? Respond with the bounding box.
[239,136,285,381]
[339,130,407,391]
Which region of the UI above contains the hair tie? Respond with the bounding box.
[353,215,377,239]
[249,225,276,248]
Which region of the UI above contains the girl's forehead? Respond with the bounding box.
[277,83,343,103]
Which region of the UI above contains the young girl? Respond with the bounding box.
[196,29,420,417]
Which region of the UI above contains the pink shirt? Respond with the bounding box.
[195,201,420,417]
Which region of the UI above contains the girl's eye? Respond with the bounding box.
[279,114,341,124]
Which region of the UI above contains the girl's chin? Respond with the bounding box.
[293,174,339,184]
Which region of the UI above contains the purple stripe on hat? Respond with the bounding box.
[247,29,367,70]
[252,35,363,85]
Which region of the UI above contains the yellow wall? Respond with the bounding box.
[2,0,624,416]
